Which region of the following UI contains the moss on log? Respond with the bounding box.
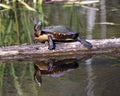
[0,38,120,62]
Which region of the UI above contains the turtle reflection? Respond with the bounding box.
[34,59,79,86]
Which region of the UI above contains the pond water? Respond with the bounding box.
[0,1,120,96]
[0,56,120,96]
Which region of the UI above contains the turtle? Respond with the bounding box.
[34,22,92,50]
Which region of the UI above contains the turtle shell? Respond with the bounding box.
[41,26,79,40]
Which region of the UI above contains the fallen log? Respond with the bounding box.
[0,38,120,62]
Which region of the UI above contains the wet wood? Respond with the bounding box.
[0,38,120,62]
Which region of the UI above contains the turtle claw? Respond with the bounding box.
[48,45,55,50]
[33,38,38,44]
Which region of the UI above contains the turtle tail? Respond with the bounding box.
[77,37,92,49]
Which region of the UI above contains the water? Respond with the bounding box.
[1,56,120,96]
[0,1,120,96]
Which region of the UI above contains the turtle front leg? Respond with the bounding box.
[48,35,55,50]
[33,38,38,44]
[47,59,54,71]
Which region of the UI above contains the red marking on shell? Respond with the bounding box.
[59,33,61,35]
[53,32,56,34]
[60,34,63,36]
[64,34,66,36]
[55,33,58,36]
[52,32,56,36]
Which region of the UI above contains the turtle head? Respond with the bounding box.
[34,64,42,87]
[34,21,42,37]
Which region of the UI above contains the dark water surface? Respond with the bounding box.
[0,56,120,96]
[0,1,120,96]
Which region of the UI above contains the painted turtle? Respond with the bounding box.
[34,22,92,50]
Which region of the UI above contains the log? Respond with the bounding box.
[0,38,120,62]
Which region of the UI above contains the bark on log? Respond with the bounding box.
[0,38,120,62]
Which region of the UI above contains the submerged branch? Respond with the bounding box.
[0,38,120,62]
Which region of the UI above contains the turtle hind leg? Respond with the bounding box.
[48,35,55,50]
[77,37,92,49]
